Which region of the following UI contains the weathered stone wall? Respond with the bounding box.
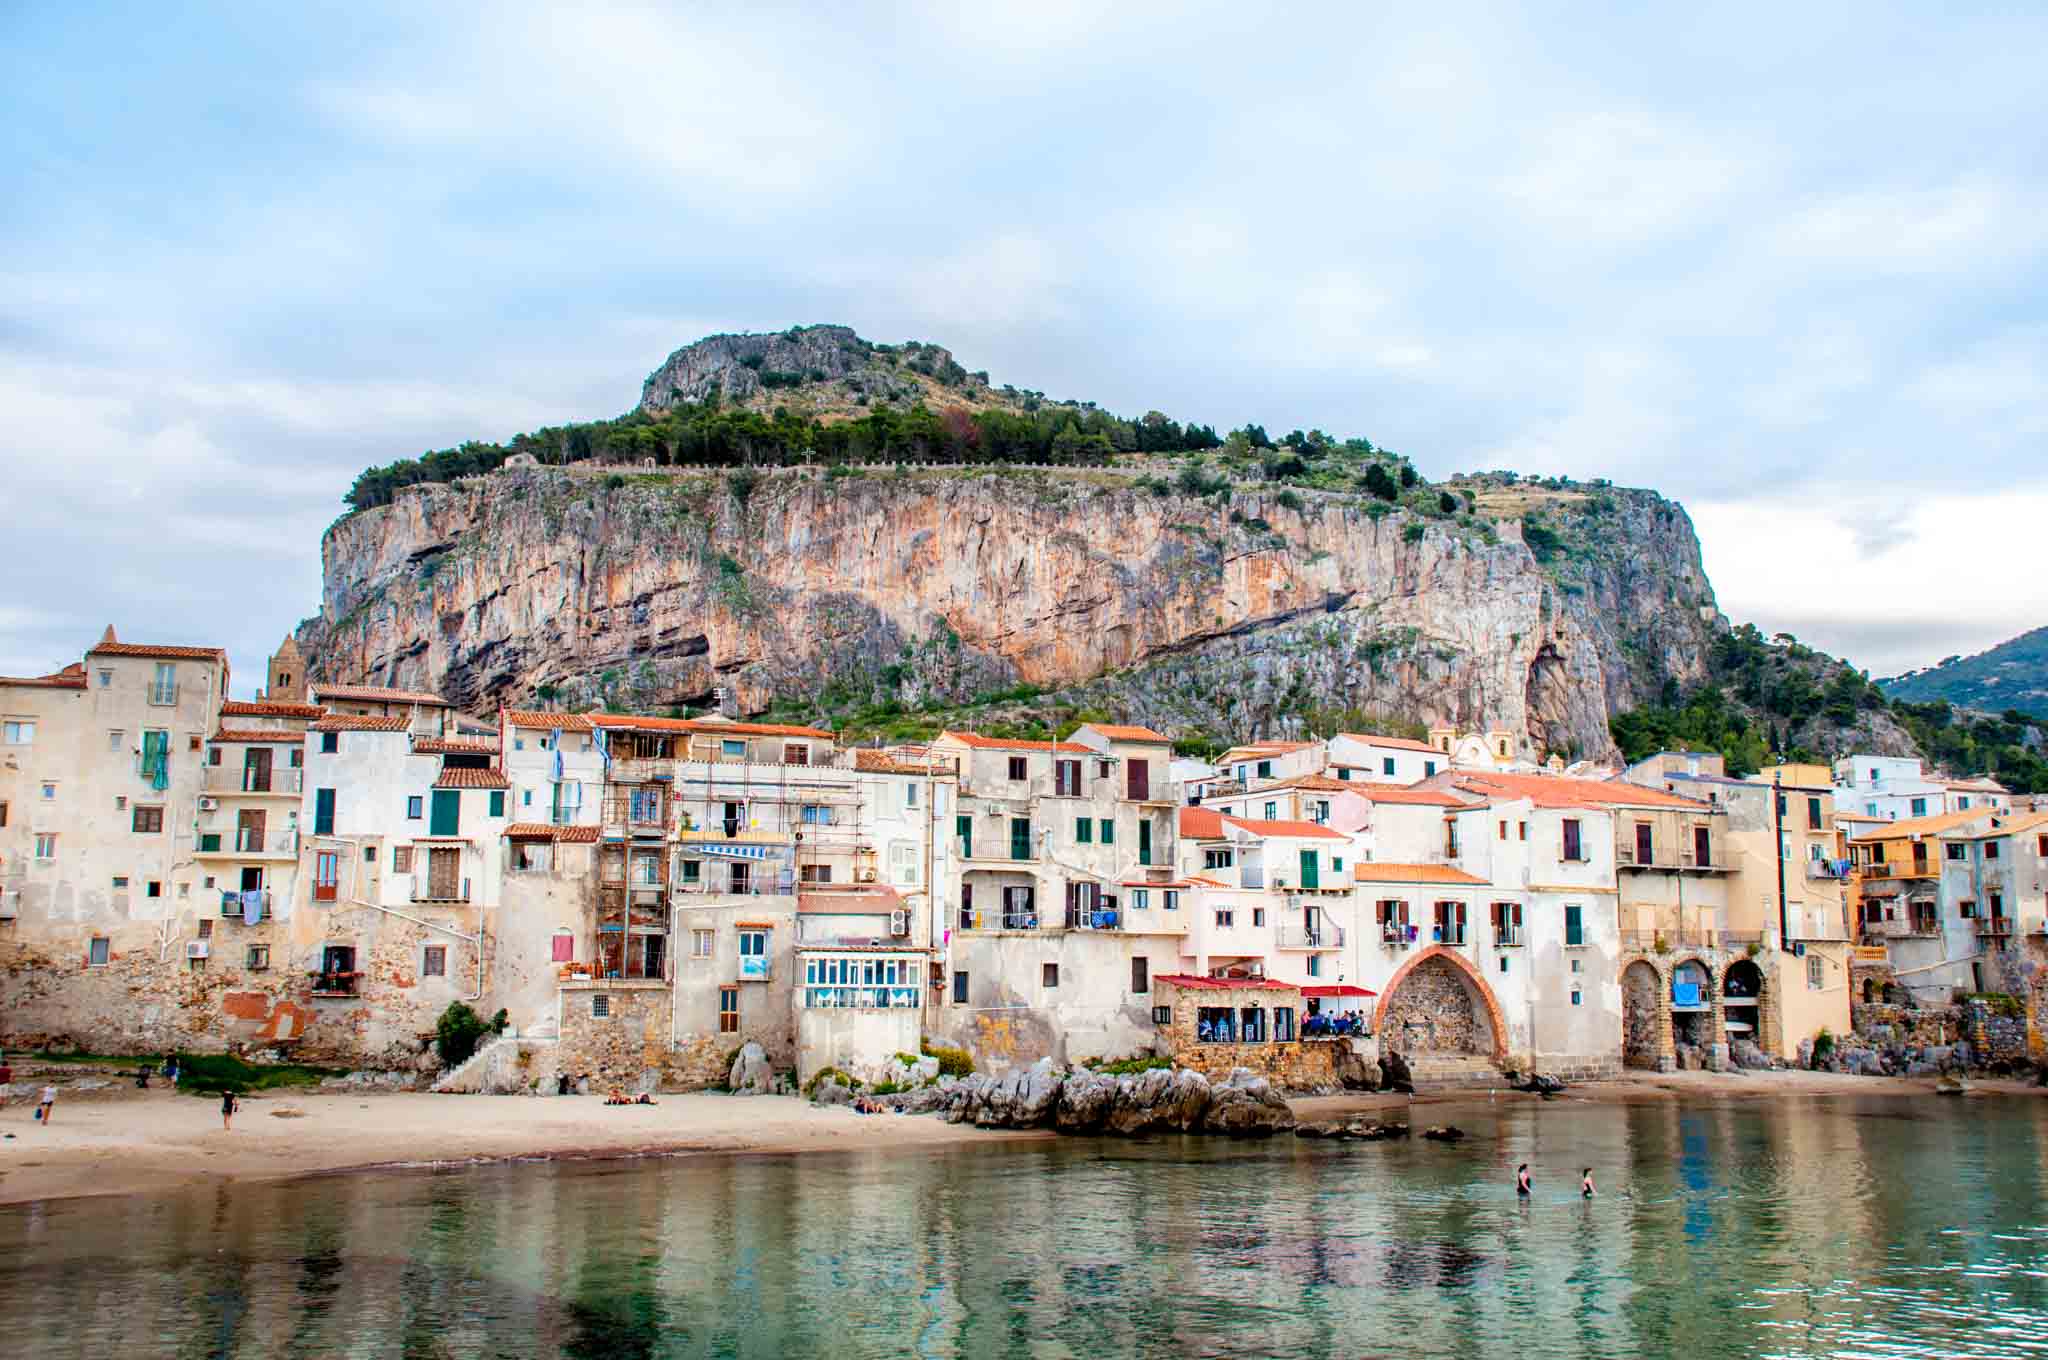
[554,982,677,1092]
[1851,1003,1963,1048]
[1620,959,1665,1069]
[1169,1038,1348,1088]
[1381,956,1484,1055]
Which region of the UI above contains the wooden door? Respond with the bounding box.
[428,847,459,901]
[238,808,267,854]
[314,850,339,902]
[244,746,272,792]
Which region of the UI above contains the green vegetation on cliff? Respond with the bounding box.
[1881,624,2048,712]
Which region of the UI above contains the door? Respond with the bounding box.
[1137,820,1152,866]
[237,808,267,854]
[429,789,460,837]
[1693,826,1711,868]
[1010,817,1032,860]
[239,866,263,892]
[314,850,339,902]
[1298,847,1319,890]
[313,787,335,835]
[955,814,972,859]
[428,847,459,901]
[1635,822,1653,865]
[1127,759,1150,801]
[244,746,272,792]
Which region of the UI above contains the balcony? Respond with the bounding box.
[410,876,472,904]
[1495,924,1524,948]
[217,890,273,918]
[957,908,1061,933]
[310,970,361,998]
[148,683,179,707]
[1805,860,1848,881]
[1857,860,1937,881]
[198,830,299,859]
[1619,929,1721,952]
[738,954,772,982]
[1276,923,1345,950]
[605,757,671,784]
[674,874,791,898]
[1377,924,1418,949]
[1861,916,1941,940]
[1975,916,2014,938]
[202,766,304,795]
[1617,847,1733,873]
[1430,923,1468,946]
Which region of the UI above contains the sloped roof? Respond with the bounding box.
[504,711,594,732]
[937,730,1092,753]
[585,712,833,739]
[219,699,325,719]
[0,663,87,690]
[1359,785,1471,807]
[88,641,227,662]
[434,766,510,789]
[1154,973,1299,992]
[854,748,947,775]
[1179,806,1226,838]
[413,738,498,755]
[1335,731,1441,754]
[1217,741,1318,764]
[1264,774,1360,794]
[1850,808,1996,842]
[309,715,411,733]
[1222,815,1349,841]
[211,728,303,743]
[1450,771,1710,811]
[1352,863,1490,886]
[1077,723,1173,744]
[504,823,600,842]
[313,683,450,707]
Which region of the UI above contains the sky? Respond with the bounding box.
[3,3,2045,695]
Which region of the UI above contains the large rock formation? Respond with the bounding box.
[301,456,1721,758]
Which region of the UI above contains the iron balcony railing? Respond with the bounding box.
[202,766,304,794]
[1495,924,1524,947]
[1431,922,1468,946]
[411,876,472,904]
[1276,923,1345,949]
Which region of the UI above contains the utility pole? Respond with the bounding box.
[1773,771,1790,952]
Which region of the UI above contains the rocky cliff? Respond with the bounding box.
[300,459,1722,760]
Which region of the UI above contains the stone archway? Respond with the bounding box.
[1723,958,1767,1055]
[1621,960,1665,1069]
[1374,944,1509,1062]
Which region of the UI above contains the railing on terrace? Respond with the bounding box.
[1805,860,1848,881]
[217,890,273,917]
[956,908,1059,932]
[1975,916,2014,937]
[1429,922,1468,946]
[1495,924,1525,948]
[1377,923,1418,948]
[1276,923,1345,949]
[674,874,793,897]
[411,876,472,904]
[1619,929,1723,952]
[202,766,304,794]
[310,971,361,997]
[1856,860,1937,879]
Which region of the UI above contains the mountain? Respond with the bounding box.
[300,326,1896,762]
[1880,625,2048,715]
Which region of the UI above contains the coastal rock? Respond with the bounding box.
[1055,1070,1117,1133]
[1012,1059,1064,1126]
[1199,1069,1295,1137]
[1934,1075,1970,1096]
[1379,1050,1415,1095]
[728,1042,772,1096]
[1422,1125,1466,1142]
[1334,1045,1381,1092]
[812,1079,853,1108]
[1341,1120,1410,1141]
[1732,1040,1772,1071]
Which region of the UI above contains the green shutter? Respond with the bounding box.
[955,814,972,858]
[1010,818,1031,861]
[430,789,460,836]
[1565,904,1583,946]
[199,833,221,852]
[314,788,335,836]
[1076,817,1091,844]
[1099,818,1114,845]
[1299,848,1319,890]
[489,790,505,818]
[1137,820,1152,866]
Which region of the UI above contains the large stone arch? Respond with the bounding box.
[1621,959,1666,1070]
[1373,944,1508,1062]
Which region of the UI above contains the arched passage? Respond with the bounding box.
[1373,944,1509,1062]
[1621,960,1665,1069]
[1670,957,1716,1054]
[1723,958,1766,1050]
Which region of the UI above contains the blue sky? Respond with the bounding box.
[3,3,2044,693]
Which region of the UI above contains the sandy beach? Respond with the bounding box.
[1,1067,2037,1208]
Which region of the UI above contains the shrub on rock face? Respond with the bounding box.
[921,1042,974,1078]
[434,1002,503,1069]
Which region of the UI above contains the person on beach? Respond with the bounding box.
[1516,1163,1532,1196]
[1581,1168,1596,1198]
[36,1084,56,1124]
[0,1054,12,1109]
[220,1090,238,1131]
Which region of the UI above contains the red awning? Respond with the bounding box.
[1300,984,1377,998]
[1154,973,1299,992]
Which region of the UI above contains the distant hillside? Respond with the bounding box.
[1881,625,2048,714]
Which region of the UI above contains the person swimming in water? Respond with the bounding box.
[1581,1168,1596,1198]
[1516,1163,1532,1196]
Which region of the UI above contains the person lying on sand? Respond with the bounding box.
[635,1093,656,1105]
[604,1089,632,1106]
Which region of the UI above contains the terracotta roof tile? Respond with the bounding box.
[1155,973,1299,992]
[220,699,326,719]
[1077,724,1173,744]
[309,715,411,733]
[1351,863,1490,886]
[938,730,1092,753]
[504,822,600,841]
[0,663,88,690]
[1300,984,1378,998]
[1179,806,1226,838]
[311,683,451,707]
[1849,808,1995,841]
[88,641,227,662]
[695,720,835,739]
[1358,785,1472,807]
[854,748,950,775]
[584,712,835,739]
[1450,771,1710,811]
[1265,774,1359,793]
[504,711,594,731]
[434,766,510,789]
[211,728,304,743]
[1335,731,1442,754]
[1221,815,1349,840]
[413,738,498,755]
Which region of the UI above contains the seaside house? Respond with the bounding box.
[1848,807,1998,1001]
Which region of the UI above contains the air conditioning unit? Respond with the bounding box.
[186,940,210,958]
[889,911,909,937]
[856,868,877,883]
[198,797,219,811]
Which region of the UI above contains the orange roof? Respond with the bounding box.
[688,720,835,739]
[413,738,498,755]
[504,711,594,732]
[434,766,510,789]
[1358,785,1470,807]
[1218,741,1317,763]
[938,730,1092,753]
[220,699,325,719]
[1077,723,1173,744]
[1186,873,1231,888]
[854,748,948,775]
[88,641,227,662]
[309,715,411,733]
[1221,815,1349,840]
[1179,806,1226,838]
[504,823,600,842]
[586,712,834,739]
[1335,731,1441,754]
[0,663,87,690]
[312,683,451,707]
[211,728,303,743]
[1451,771,1709,811]
[1352,863,1489,886]
[1849,808,1994,842]
[1266,774,1360,793]
[1155,973,1299,993]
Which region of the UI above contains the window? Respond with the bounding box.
[1498,819,1508,840]
[1807,956,1824,990]
[1215,907,1234,928]
[2039,835,2048,858]
[146,881,162,899]
[1099,818,1114,845]
[681,859,701,884]
[40,782,55,801]
[591,994,610,1018]
[149,662,177,705]
[290,748,303,769]
[1570,989,1583,1006]
[1137,820,1151,865]
[109,729,125,751]
[1252,906,1266,927]
[1256,760,1272,779]
[1946,843,1966,861]
[1382,757,1395,776]
[489,791,505,817]
[551,932,575,963]
[721,739,747,760]
[1163,890,1181,911]
[1010,817,1032,861]
[1306,954,1322,978]
[785,743,809,766]
[88,937,110,966]
[1564,904,1584,946]
[1126,759,1151,801]
[1204,848,1235,869]
[246,945,270,970]
[1152,1005,1173,1025]
[1338,768,1351,781]
[394,846,414,873]
[1562,819,1583,861]
[1986,840,2001,861]
[4,720,34,745]
[132,805,163,834]
[1132,957,1148,993]
[800,864,833,884]
[34,834,57,860]
[691,929,715,958]
[1007,756,1028,781]
[320,732,338,754]
[1424,760,1437,776]
[954,813,972,858]
[1055,759,1080,796]
[1274,1006,1295,1040]
[1263,801,1278,820]
[719,987,740,1032]
[0,800,6,827]
[1129,888,1150,910]
[1807,797,1822,829]
[315,788,336,836]
[889,842,920,885]
[113,876,129,890]
[1043,962,1059,988]
[1076,817,1093,844]
[96,669,111,687]
[953,970,970,1004]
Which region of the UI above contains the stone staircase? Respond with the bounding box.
[432,1034,560,1094]
[1404,1055,1506,1092]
